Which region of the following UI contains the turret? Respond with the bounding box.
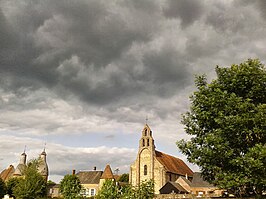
[38,149,49,181]
[13,152,27,176]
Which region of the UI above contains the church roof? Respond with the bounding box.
[101,164,114,179]
[0,165,15,182]
[76,171,103,184]
[155,150,193,177]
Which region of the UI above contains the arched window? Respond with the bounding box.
[144,129,147,136]
[150,130,152,136]
[147,138,149,146]
[144,165,147,175]
[142,139,145,147]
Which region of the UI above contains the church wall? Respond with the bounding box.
[153,158,166,194]
[139,148,152,182]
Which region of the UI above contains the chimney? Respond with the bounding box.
[72,169,76,175]
[93,166,96,171]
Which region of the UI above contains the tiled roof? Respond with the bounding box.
[101,164,114,179]
[76,171,103,184]
[159,181,189,194]
[191,172,215,188]
[155,150,193,177]
[0,165,15,182]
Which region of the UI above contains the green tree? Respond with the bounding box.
[13,159,47,199]
[0,178,7,198]
[118,173,129,183]
[59,174,81,199]
[177,59,266,196]
[96,180,119,199]
[135,180,154,199]
[6,177,20,197]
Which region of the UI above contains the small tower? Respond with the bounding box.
[38,148,49,181]
[13,151,27,177]
[99,164,114,189]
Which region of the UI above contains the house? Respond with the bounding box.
[130,124,194,194]
[76,164,115,197]
[159,172,223,197]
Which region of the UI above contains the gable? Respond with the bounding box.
[155,150,193,177]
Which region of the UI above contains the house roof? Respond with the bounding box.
[191,172,215,188]
[178,176,192,186]
[0,165,15,182]
[155,150,193,177]
[76,171,103,184]
[159,181,189,194]
[101,164,114,179]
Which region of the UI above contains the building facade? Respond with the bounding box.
[129,124,194,194]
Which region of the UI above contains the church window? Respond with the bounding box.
[147,139,149,146]
[150,130,152,136]
[144,129,147,136]
[144,165,147,175]
[142,139,145,147]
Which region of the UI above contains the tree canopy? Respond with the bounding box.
[177,59,266,196]
[13,159,47,199]
[0,178,7,198]
[59,174,82,199]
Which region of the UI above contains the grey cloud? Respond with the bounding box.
[163,0,204,27]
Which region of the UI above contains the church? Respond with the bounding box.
[129,124,194,194]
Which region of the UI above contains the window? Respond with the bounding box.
[147,138,149,146]
[144,165,147,175]
[144,129,147,136]
[90,188,95,196]
[150,130,152,136]
[142,139,145,147]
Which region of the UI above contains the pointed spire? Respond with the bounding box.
[101,164,114,179]
[22,145,27,155]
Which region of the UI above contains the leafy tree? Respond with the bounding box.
[59,174,81,199]
[177,59,266,196]
[13,159,47,199]
[118,173,129,183]
[96,180,119,199]
[6,177,20,197]
[135,180,154,199]
[0,178,7,198]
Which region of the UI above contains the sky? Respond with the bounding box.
[0,0,266,183]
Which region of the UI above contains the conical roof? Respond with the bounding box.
[101,164,114,179]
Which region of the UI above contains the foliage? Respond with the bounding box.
[13,159,47,199]
[0,178,7,198]
[59,174,81,199]
[177,59,266,196]
[134,180,154,199]
[96,180,119,199]
[6,177,20,197]
[95,179,154,199]
[118,173,129,183]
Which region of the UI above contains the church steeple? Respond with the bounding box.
[139,124,155,150]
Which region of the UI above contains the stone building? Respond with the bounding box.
[0,149,49,182]
[129,124,194,194]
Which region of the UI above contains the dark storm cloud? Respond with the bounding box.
[163,0,204,27]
